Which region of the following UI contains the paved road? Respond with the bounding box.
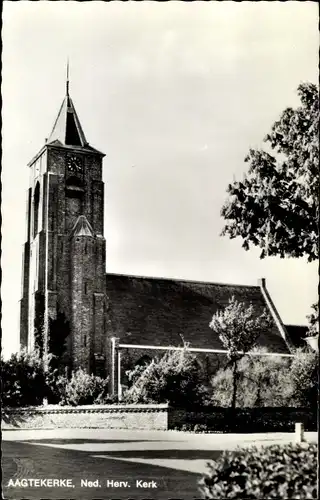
[2,429,317,500]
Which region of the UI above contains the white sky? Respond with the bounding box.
[1,2,318,358]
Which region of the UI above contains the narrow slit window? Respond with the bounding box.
[33,182,40,238]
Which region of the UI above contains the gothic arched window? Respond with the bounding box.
[33,182,40,238]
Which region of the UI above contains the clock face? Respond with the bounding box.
[67,155,83,174]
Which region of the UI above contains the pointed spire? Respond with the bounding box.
[47,64,88,147]
[66,58,70,96]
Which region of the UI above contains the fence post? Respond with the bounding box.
[110,337,120,396]
[118,350,122,402]
[295,422,305,443]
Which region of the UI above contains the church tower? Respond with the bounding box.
[19,72,107,375]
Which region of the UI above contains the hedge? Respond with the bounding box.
[199,442,318,498]
[169,407,317,433]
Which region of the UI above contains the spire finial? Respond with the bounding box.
[66,58,70,96]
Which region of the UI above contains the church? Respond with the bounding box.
[19,77,296,392]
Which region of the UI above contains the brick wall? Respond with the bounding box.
[2,404,169,431]
[3,405,315,433]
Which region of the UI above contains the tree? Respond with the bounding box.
[1,349,48,407]
[221,82,319,261]
[287,348,318,410]
[123,346,207,406]
[209,348,291,408]
[209,297,271,409]
[306,302,319,337]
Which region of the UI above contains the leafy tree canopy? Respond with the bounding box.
[209,297,272,409]
[209,296,271,363]
[289,347,318,410]
[209,346,318,410]
[221,82,319,261]
[1,349,48,407]
[306,302,319,337]
[209,347,290,408]
[124,347,207,406]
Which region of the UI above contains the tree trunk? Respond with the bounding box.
[256,380,262,407]
[231,360,238,410]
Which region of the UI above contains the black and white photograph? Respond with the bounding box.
[1,2,318,499]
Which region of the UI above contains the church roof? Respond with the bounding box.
[105,273,293,354]
[46,139,104,155]
[70,215,95,237]
[285,324,308,348]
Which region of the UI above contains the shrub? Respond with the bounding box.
[57,368,110,406]
[268,348,319,410]
[125,363,149,387]
[306,302,319,337]
[181,423,193,432]
[123,347,208,406]
[209,347,318,409]
[45,372,69,404]
[199,442,318,499]
[1,349,48,407]
[193,423,208,433]
[209,348,291,408]
[287,348,318,409]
